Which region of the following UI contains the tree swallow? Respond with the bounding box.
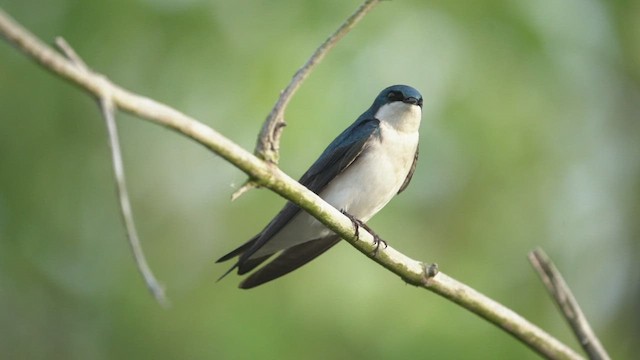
[218,85,423,289]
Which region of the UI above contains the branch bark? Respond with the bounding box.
[255,0,380,164]
[233,0,381,199]
[529,248,611,360]
[53,36,169,307]
[0,7,584,360]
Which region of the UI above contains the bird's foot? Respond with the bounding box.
[340,210,387,256]
[341,209,361,241]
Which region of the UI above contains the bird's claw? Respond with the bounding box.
[372,235,387,256]
[340,209,387,256]
[341,209,361,241]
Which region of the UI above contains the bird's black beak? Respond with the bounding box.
[403,97,423,108]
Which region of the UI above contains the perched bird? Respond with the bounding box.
[218,85,423,289]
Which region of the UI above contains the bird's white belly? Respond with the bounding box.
[250,123,418,258]
[321,123,418,221]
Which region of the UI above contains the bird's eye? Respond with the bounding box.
[387,91,403,101]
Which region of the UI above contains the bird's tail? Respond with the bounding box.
[239,235,341,289]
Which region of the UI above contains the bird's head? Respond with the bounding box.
[371,85,423,132]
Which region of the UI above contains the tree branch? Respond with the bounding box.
[529,248,611,360]
[0,8,583,360]
[256,0,380,164]
[100,88,169,307]
[233,0,381,199]
[53,36,169,307]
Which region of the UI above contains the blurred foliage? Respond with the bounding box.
[1,0,638,359]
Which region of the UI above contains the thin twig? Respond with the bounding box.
[54,37,87,70]
[53,36,169,307]
[529,248,610,360]
[232,0,381,199]
[0,8,583,359]
[257,0,380,162]
[101,95,169,308]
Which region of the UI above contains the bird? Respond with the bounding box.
[217,84,423,289]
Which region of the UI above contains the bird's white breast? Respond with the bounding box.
[320,120,419,222]
[320,101,421,221]
[250,102,421,258]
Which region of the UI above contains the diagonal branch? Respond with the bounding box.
[0,8,583,360]
[529,248,611,360]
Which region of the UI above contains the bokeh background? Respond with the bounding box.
[1,0,638,359]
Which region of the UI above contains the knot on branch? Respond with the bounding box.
[257,117,287,164]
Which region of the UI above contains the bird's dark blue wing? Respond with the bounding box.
[398,145,419,194]
[299,117,380,193]
[217,117,380,274]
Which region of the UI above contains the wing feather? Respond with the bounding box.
[238,236,341,289]
[398,145,419,194]
[217,118,380,273]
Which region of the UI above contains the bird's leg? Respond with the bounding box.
[359,221,388,255]
[340,210,388,255]
[341,209,361,241]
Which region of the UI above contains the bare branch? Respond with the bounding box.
[529,248,611,360]
[423,272,583,360]
[52,36,169,307]
[101,94,169,307]
[233,0,381,199]
[54,37,87,70]
[230,180,257,201]
[0,8,584,359]
[256,0,381,163]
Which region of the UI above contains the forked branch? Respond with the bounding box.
[54,36,168,307]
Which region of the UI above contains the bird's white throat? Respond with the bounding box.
[374,102,422,133]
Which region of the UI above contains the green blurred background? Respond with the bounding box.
[1,0,638,358]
